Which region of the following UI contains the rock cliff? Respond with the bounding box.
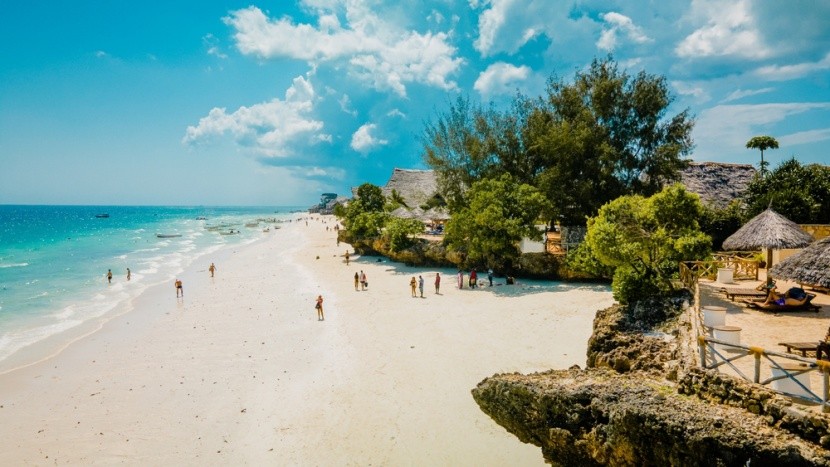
[472,301,830,466]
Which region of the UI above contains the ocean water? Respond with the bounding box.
[0,205,302,365]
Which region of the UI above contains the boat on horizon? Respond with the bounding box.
[156,233,183,238]
[95,213,110,218]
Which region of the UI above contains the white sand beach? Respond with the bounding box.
[0,215,614,465]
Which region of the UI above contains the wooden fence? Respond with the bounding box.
[679,257,759,290]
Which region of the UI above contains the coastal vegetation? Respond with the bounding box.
[746,135,779,176]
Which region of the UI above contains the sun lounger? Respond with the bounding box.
[778,342,819,357]
[719,287,766,301]
[740,294,820,312]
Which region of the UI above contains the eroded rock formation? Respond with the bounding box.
[472,300,830,466]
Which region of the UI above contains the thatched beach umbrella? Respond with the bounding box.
[722,208,814,287]
[769,237,830,289]
[421,207,450,222]
[390,207,417,219]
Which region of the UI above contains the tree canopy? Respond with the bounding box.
[586,184,711,304]
[444,174,547,269]
[422,57,694,226]
[746,135,779,176]
[743,157,830,224]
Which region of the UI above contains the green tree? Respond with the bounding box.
[388,189,408,209]
[699,201,745,251]
[383,217,425,252]
[444,174,547,269]
[338,183,386,234]
[532,57,694,225]
[743,157,830,223]
[746,135,779,176]
[586,184,711,304]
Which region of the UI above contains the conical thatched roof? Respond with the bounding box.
[390,206,424,220]
[769,237,830,288]
[421,207,450,221]
[722,208,814,250]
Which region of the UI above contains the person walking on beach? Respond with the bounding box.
[107,269,113,284]
[345,250,350,266]
[487,269,493,287]
[435,273,441,294]
[354,272,360,291]
[457,270,463,289]
[410,277,417,297]
[126,268,131,281]
[175,279,183,297]
[315,295,324,321]
[360,271,367,291]
[418,275,425,298]
[470,269,477,289]
[209,263,216,277]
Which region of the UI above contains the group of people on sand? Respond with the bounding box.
[354,270,367,291]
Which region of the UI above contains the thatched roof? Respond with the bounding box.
[722,208,814,250]
[769,237,830,288]
[421,207,450,221]
[680,162,757,208]
[390,206,423,219]
[381,168,438,208]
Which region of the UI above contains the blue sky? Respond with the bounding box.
[1,0,828,206]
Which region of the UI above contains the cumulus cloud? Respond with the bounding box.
[182,75,328,157]
[675,0,771,60]
[671,81,710,102]
[350,123,388,153]
[474,62,530,96]
[223,5,462,97]
[596,12,651,52]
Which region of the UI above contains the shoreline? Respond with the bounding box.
[0,214,614,464]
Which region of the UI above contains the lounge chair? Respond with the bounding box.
[719,287,766,301]
[741,287,820,312]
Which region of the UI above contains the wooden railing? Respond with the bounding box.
[679,257,760,290]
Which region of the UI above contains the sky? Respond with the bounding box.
[1,0,829,206]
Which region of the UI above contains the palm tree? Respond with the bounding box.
[746,135,779,177]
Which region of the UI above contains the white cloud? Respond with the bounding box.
[350,123,388,153]
[754,53,830,81]
[722,87,774,103]
[779,128,830,147]
[95,50,108,58]
[387,109,406,118]
[675,0,771,60]
[224,5,462,97]
[694,102,830,160]
[671,81,710,102]
[183,75,329,157]
[474,62,530,96]
[596,12,651,52]
[338,94,357,116]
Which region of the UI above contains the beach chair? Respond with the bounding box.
[719,287,766,301]
[741,287,820,312]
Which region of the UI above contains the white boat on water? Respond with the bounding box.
[156,233,183,238]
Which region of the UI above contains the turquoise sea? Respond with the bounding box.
[0,205,302,365]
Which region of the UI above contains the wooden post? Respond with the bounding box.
[824,369,830,413]
[698,335,707,367]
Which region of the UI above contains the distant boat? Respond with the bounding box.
[195,216,207,220]
[95,214,110,218]
[156,233,182,238]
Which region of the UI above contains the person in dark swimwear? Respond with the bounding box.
[175,279,183,297]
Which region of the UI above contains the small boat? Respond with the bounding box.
[219,230,238,235]
[156,233,183,238]
[95,214,110,218]
[195,216,207,220]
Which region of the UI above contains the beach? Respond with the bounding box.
[0,214,614,465]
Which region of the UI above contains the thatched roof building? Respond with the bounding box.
[680,162,757,208]
[380,168,438,208]
[722,208,814,251]
[770,237,830,288]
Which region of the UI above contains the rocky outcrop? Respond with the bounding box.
[473,369,830,466]
[472,299,830,465]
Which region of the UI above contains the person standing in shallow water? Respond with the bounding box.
[107,269,113,284]
[315,295,324,321]
[435,273,441,294]
[418,275,424,298]
[126,268,131,281]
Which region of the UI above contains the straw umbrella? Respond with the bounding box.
[722,208,814,288]
[769,236,830,289]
